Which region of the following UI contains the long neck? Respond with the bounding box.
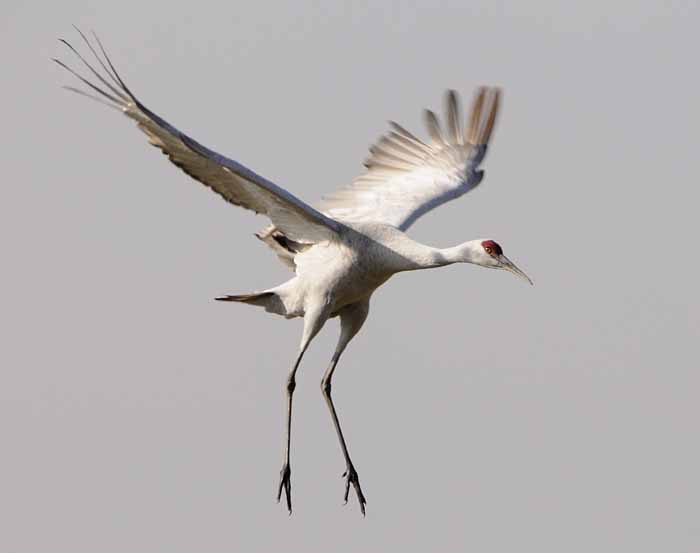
[391,239,481,272]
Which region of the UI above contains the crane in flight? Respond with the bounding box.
[54,28,532,516]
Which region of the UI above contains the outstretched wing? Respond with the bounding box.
[317,88,500,231]
[54,29,341,245]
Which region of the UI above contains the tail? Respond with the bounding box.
[215,291,290,317]
[216,292,274,304]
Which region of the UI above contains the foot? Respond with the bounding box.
[342,462,367,516]
[276,463,292,514]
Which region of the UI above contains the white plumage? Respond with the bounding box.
[55,28,531,516]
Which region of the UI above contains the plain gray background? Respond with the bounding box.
[2,1,698,551]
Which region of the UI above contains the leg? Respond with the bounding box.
[320,300,370,515]
[276,301,329,514]
[276,350,304,514]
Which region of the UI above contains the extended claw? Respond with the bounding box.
[276,463,292,515]
[342,463,367,516]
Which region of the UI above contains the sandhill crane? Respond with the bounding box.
[54,29,532,516]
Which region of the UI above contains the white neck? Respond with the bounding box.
[389,238,483,272]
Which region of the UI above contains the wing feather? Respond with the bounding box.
[317,88,501,231]
[55,30,340,245]
[446,90,463,145]
[388,121,429,147]
[424,109,446,146]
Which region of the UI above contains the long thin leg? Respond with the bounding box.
[276,302,329,514]
[321,300,370,515]
[322,357,367,515]
[276,350,304,514]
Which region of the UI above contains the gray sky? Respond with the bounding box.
[2,1,698,551]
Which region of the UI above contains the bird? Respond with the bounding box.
[54,28,532,516]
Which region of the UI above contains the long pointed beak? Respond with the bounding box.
[498,255,533,285]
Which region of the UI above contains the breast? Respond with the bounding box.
[332,230,398,305]
[292,231,391,311]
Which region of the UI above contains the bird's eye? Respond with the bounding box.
[485,247,492,254]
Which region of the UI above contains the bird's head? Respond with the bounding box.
[472,239,532,285]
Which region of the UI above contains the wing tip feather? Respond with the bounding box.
[466,86,501,146]
[445,89,462,144]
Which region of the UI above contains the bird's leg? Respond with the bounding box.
[276,302,330,514]
[321,356,367,516]
[320,300,370,515]
[276,350,305,514]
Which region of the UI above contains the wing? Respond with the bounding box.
[53,29,341,245]
[317,88,500,231]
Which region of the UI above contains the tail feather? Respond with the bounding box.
[215,292,274,303]
[215,291,291,317]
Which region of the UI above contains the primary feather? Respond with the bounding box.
[316,87,500,231]
[54,30,340,247]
